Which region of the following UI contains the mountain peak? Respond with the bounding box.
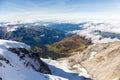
[0,40,52,80]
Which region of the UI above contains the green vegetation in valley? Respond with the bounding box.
[34,35,91,59]
[46,35,91,54]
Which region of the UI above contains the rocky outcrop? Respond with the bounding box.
[67,41,120,80]
[8,48,51,74]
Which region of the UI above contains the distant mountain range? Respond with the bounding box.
[1,21,120,58]
[0,22,91,58]
[0,22,89,46]
[0,24,66,47]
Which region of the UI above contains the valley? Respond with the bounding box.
[0,21,120,80]
[1,0,120,80]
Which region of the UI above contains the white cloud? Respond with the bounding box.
[72,21,120,43]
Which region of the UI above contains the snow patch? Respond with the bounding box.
[42,58,91,80]
[0,39,30,50]
[90,51,97,59]
[6,26,19,32]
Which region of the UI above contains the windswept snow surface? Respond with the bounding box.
[71,22,120,43]
[0,39,67,80]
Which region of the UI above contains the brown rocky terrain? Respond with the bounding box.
[65,41,120,80]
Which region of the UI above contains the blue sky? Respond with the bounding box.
[0,0,120,21]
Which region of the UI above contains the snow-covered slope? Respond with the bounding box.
[71,22,120,43]
[0,39,91,80]
[0,39,30,50]
[0,39,67,80]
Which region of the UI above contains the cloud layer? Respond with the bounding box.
[72,22,120,43]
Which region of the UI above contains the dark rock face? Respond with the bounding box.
[8,48,51,74]
[0,54,10,64]
[0,77,2,80]
[0,27,5,39]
